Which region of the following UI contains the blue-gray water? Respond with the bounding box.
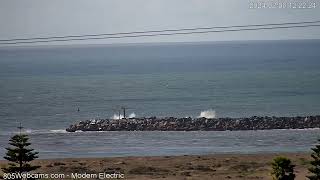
[2,129,320,159]
[1,40,320,159]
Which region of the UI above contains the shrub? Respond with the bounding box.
[271,156,295,180]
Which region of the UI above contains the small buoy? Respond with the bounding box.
[77,107,80,112]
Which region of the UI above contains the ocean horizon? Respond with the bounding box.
[1,39,320,158]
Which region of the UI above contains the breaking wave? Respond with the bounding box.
[198,109,216,118]
[22,129,67,135]
[50,129,67,133]
[111,112,136,119]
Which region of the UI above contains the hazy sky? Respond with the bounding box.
[0,0,320,46]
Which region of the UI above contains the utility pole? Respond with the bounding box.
[17,122,23,135]
[121,106,126,119]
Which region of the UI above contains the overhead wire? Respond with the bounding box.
[0,20,320,45]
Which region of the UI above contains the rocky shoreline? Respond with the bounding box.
[66,115,320,132]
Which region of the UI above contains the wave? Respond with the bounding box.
[26,129,68,134]
[0,129,68,135]
[198,109,216,118]
[111,112,136,119]
[49,129,67,133]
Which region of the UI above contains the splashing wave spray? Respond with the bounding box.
[198,109,216,118]
[111,112,136,119]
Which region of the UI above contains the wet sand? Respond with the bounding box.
[0,153,312,179]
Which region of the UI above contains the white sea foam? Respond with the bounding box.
[11,129,68,135]
[50,129,67,133]
[198,109,216,118]
[129,113,136,118]
[24,129,34,134]
[111,112,136,119]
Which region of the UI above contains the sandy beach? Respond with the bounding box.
[0,153,312,179]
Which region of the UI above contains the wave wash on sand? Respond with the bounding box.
[66,115,320,132]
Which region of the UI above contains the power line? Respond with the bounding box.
[1,23,320,45]
[1,20,320,42]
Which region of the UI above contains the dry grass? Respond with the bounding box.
[0,153,312,179]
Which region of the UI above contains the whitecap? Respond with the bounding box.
[50,129,67,133]
[111,112,136,119]
[198,109,216,118]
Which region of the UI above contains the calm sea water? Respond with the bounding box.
[1,129,320,159]
[0,40,320,159]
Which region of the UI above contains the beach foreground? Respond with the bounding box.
[0,153,312,179]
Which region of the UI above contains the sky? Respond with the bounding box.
[0,0,320,46]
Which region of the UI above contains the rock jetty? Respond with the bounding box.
[66,115,320,132]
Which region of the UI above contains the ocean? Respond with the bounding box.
[0,40,320,159]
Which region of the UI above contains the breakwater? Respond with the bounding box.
[66,115,320,132]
